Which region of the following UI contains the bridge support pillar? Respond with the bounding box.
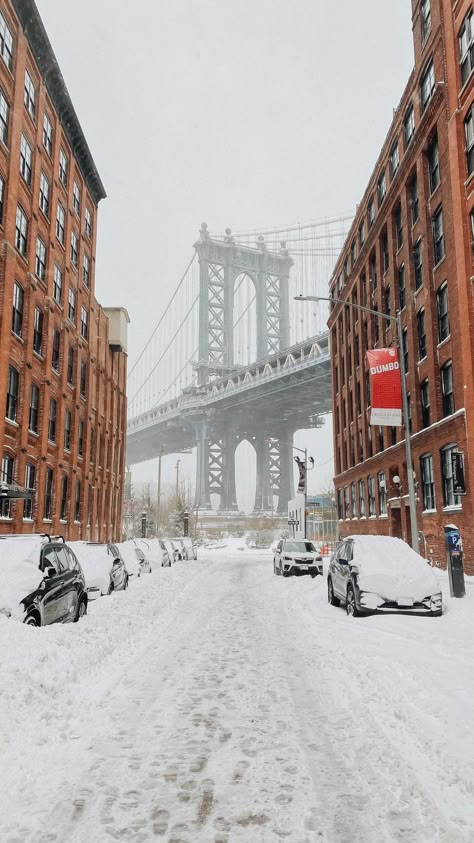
[254,433,272,512]
[194,421,212,510]
[277,430,294,513]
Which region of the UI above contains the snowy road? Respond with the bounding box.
[1,549,474,842]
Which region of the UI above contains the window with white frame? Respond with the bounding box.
[459,9,474,86]
[0,89,9,145]
[73,181,81,215]
[432,206,445,264]
[420,59,435,112]
[67,345,74,385]
[24,70,36,121]
[0,453,14,518]
[359,479,366,517]
[0,11,13,71]
[44,467,53,520]
[404,104,415,147]
[84,206,92,238]
[427,136,440,193]
[28,383,39,433]
[53,264,63,304]
[75,480,81,522]
[23,463,35,520]
[420,454,436,510]
[51,329,60,372]
[43,112,53,156]
[59,147,68,187]
[48,398,57,442]
[410,173,419,224]
[441,444,461,507]
[60,474,68,521]
[20,134,32,185]
[39,171,50,217]
[64,408,71,451]
[368,476,376,516]
[78,418,84,457]
[441,361,455,417]
[378,471,387,514]
[344,486,350,519]
[83,253,90,288]
[421,0,431,41]
[417,308,427,360]
[436,281,450,342]
[80,306,88,340]
[377,170,386,206]
[351,482,357,517]
[367,197,375,228]
[421,378,430,428]
[12,281,24,337]
[35,237,46,282]
[15,205,28,256]
[6,365,19,421]
[389,141,399,178]
[56,202,65,245]
[70,230,78,267]
[33,307,43,356]
[68,287,76,323]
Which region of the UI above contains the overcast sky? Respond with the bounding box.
[36,0,414,510]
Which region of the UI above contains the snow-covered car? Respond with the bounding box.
[163,539,180,564]
[170,537,197,561]
[116,541,141,578]
[145,538,171,567]
[69,542,128,595]
[0,535,88,625]
[273,539,323,578]
[327,535,443,617]
[132,539,153,573]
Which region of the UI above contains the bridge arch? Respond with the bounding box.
[233,272,257,368]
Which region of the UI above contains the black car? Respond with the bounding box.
[0,535,88,626]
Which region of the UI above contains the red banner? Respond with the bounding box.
[367,348,402,426]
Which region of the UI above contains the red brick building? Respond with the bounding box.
[0,0,128,541]
[328,0,474,573]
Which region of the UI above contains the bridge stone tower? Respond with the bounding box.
[193,223,295,513]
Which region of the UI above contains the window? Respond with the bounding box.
[382,231,389,272]
[350,239,357,267]
[44,468,53,520]
[59,147,68,187]
[29,383,39,433]
[20,134,32,185]
[56,202,65,245]
[441,444,461,507]
[441,361,455,416]
[367,197,375,229]
[39,171,50,217]
[67,345,74,385]
[78,419,84,457]
[378,472,387,515]
[53,264,63,304]
[428,136,440,193]
[394,204,403,250]
[81,307,88,340]
[402,328,409,373]
[421,0,431,41]
[398,264,406,310]
[420,454,435,510]
[73,181,81,215]
[6,366,19,421]
[74,480,81,521]
[410,173,419,225]
[368,476,376,516]
[64,409,71,451]
[370,252,377,289]
[48,398,57,442]
[52,329,60,372]
[80,361,87,397]
[389,141,399,178]
[0,11,14,71]
[432,206,445,264]
[421,60,435,112]
[35,237,46,281]
[33,307,43,356]
[351,482,357,517]
[359,480,366,517]
[414,239,423,289]
[383,286,391,323]
[24,70,36,121]
[60,474,68,521]
[90,428,96,464]
[43,112,53,156]
[337,488,343,520]
[378,171,386,206]
[15,205,28,256]
[374,305,379,343]
[417,309,427,360]
[344,486,350,519]
[0,174,4,224]
[70,230,78,267]
[358,219,365,248]
[404,104,415,147]
[83,253,90,288]
[0,89,9,145]
[12,281,24,337]
[459,9,474,86]
[24,463,35,520]
[420,378,430,428]
[436,281,449,342]
[84,207,92,238]
[68,287,76,323]
[464,105,474,176]
[0,454,14,518]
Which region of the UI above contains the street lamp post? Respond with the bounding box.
[295,294,419,554]
[175,459,181,500]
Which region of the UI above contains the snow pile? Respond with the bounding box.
[0,538,44,618]
[351,534,440,601]
[68,541,112,595]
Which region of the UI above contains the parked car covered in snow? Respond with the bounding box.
[327,535,443,617]
[163,539,180,564]
[273,539,323,578]
[70,541,128,595]
[170,537,197,561]
[145,538,171,567]
[131,539,153,573]
[116,541,141,578]
[0,535,88,625]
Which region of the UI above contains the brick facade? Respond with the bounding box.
[0,0,127,541]
[328,0,474,574]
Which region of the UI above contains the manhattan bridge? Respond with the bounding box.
[126,217,351,513]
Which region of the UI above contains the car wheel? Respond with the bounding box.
[24,612,40,626]
[74,598,87,623]
[328,578,340,606]
[346,583,361,617]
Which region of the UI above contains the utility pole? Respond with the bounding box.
[176,459,181,500]
[157,453,162,529]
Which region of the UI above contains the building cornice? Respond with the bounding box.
[12,0,106,205]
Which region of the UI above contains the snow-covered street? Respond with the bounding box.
[1,546,474,843]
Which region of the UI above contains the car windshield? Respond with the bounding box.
[284,541,316,553]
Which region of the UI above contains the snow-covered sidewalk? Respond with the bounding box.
[0,550,473,842]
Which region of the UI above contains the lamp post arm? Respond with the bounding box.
[295,294,397,325]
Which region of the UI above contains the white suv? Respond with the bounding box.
[273,539,323,578]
